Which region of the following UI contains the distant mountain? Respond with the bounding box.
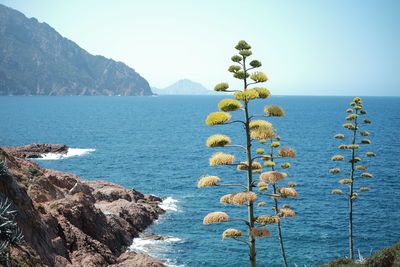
[0,4,152,96]
[152,79,217,95]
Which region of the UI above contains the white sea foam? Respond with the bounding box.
[159,197,179,212]
[37,148,95,160]
[129,235,184,267]
[129,236,182,254]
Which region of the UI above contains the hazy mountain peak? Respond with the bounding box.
[152,79,217,95]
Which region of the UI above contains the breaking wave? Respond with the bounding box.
[159,197,179,212]
[37,148,95,160]
[129,235,184,267]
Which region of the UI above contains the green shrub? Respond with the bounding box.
[367,242,400,267]
[0,198,24,266]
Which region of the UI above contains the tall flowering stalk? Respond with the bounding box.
[330,97,375,260]
[198,40,293,267]
[256,135,297,267]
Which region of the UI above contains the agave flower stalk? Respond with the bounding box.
[330,97,375,260]
[257,135,297,267]
[200,40,287,267]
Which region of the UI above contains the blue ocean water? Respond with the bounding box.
[0,95,399,267]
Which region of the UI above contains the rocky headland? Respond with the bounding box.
[0,4,153,96]
[0,144,166,266]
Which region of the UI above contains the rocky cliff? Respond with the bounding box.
[0,4,153,96]
[0,144,165,266]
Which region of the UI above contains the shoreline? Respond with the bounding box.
[0,144,167,267]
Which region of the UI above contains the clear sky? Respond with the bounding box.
[1,0,399,96]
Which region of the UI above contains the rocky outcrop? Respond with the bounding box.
[2,143,68,158]
[0,4,153,96]
[0,145,165,266]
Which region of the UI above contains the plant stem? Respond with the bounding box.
[349,110,358,260]
[243,56,256,267]
[270,142,289,267]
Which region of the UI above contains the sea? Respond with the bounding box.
[0,95,399,267]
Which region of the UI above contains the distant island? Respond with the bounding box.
[152,79,218,95]
[0,4,152,96]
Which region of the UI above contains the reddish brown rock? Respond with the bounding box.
[3,143,68,158]
[0,145,166,267]
[111,251,166,267]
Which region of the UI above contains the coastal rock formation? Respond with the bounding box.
[0,4,153,96]
[0,144,165,266]
[2,143,68,158]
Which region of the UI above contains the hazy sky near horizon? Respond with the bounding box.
[1,0,399,96]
